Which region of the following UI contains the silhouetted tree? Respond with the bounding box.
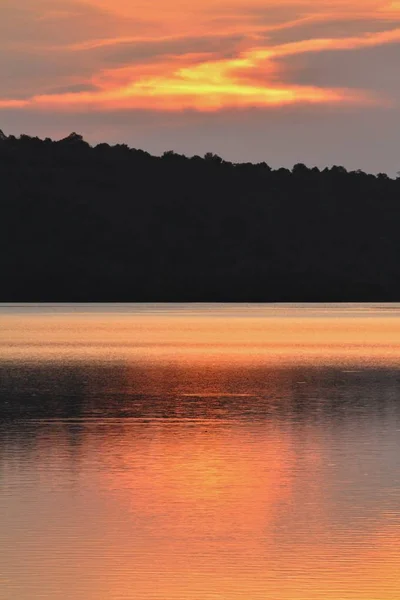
[204,152,223,164]
[0,131,399,301]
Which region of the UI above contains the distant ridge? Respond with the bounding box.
[0,131,399,301]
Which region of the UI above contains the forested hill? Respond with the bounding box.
[1,131,399,301]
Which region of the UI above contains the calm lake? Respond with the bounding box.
[1,304,400,599]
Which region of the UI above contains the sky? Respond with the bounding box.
[1,0,400,174]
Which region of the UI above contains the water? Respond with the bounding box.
[1,304,400,599]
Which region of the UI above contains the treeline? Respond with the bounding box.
[0,130,399,301]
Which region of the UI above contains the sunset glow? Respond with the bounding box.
[1,0,400,171]
[1,1,399,112]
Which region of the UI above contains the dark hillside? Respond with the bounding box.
[1,131,399,301]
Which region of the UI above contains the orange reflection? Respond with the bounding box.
[77,419,400,600]
[99,422,293,531]
[2,351,400,600]
[3,309,400,366]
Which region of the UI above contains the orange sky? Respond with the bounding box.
[1,0,400,171]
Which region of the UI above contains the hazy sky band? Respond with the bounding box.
[1,0,399,173]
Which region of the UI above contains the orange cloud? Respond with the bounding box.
[0,0,399,112]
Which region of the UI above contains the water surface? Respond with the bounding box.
[1,304,400,599]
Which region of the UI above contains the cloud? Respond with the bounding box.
[0,0,123,47]
[0,0,129,97]
[0,0,399,174]
[0,22,398,111]
[268,16,400,45]
[275,42,400,97]
[1,0,400,109]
